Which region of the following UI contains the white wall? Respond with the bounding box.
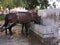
[38,9,47,17]
[38,8,60,17]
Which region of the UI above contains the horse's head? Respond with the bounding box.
[26,12,41,24]
[32,14,41,24]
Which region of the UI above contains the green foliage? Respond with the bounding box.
[24,0,49,10]
[25,0,40,10]
[0,0,49,9]
[40,0,49,9]
[53,2,56,8]
[0,15,5,20]
[2,0,15,9]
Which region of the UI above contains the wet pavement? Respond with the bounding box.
[0,24,43,45]
[0,21,59,45]
[0,20,43,45]
[0,33,43,45]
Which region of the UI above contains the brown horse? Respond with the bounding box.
[0,11,41,36]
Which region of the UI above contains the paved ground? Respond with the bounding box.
[0,20,59,45]
[0,22,43,45]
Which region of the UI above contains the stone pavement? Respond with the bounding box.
[0,21,59,45]
[0,31,43,45]
[0,24,43,45]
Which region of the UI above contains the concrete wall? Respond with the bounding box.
[32,8,60,38]
[38,8,60,22]
[38,8,60,17]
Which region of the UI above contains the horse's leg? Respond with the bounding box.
[8,27,13,37]
[4,15,8,35]
[25,23,28,36]
[21,24,24,34]
[4,19,7,34]
[5,29,8,35]
[3,14,8,26]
